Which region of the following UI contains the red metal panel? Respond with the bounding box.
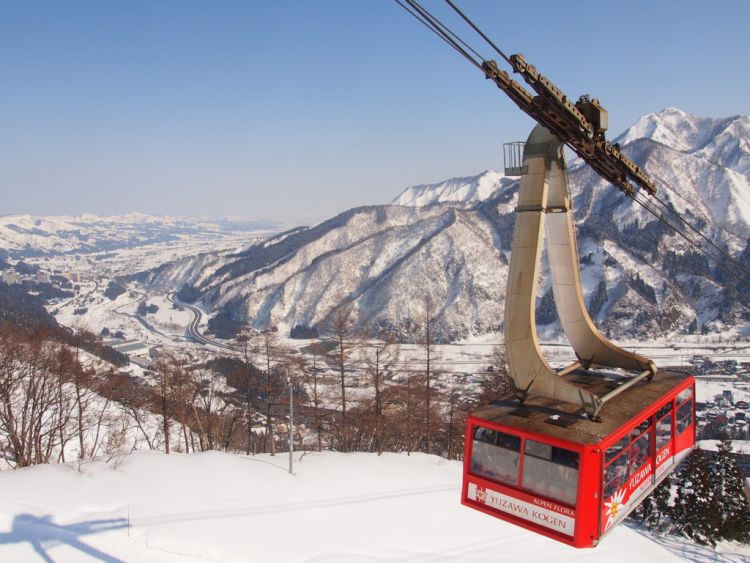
[598,376,695,537]
[569,444,600,547]
[462,416,592,548]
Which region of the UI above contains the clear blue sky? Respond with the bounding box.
[1,1,748,224]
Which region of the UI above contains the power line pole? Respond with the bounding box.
[288,368,294,475]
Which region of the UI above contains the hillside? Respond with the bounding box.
[2,450,744,562]
[140,109,750,342]
[146,204,510,342]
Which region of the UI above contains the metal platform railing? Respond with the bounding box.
[503,141,527,176]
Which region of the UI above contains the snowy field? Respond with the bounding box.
[0,451,748,562]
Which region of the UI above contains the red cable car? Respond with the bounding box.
[461,371,695,548]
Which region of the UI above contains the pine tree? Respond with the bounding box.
[653,476,672,530]
[709,440,750,543]
[633,476,672,530]
[671,448,716,546]
[631,490,655,527]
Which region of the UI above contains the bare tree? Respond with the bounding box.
[54,344,77,462]
[0,324,72,468]
[393,359,418,456]
[170,361,195,454]
[187,365,236,451]
[152,353,188,454]
[420,295,437,454]
[443,387,469,460]
[253,330,291,455]
[304,340,328,452]
[477,345,513,403]
[327,307,354,452]
[69,330,101,460]
[362,334,398,455]
[237,331,255,455]
[87,371,116,458]
[109,372,155,451]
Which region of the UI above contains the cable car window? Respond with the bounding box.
[551,447,580,469]
[655,402,672,421]
[474,426,498,445]
[676,400,693,435]
[605,435,629,463]
[525,439,551,459]
[470,426,521,486]
[656,413,672,451]
[604,452,629,498]
[497,432,522,451]
[676,387,692,406]
[631,418,651,439]
[522,440,579,506]
[631,432,650,470]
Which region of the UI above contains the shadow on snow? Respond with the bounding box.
[0,513,127,563]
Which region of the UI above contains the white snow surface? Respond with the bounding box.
[392,170,514,208]
[697,440,750,455]
[1,450,743,562]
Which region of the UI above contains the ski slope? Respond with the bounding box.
[0,451,747,562]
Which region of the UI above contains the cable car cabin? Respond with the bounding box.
[461,370,695,548]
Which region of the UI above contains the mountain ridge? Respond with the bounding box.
[140,108,750,340]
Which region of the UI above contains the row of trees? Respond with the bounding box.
[0,323,122,468]
[0,321,262,467]
[212,302,512,459]
[149,318,511,460]
[632,441,750,546]
[0,294,514,468]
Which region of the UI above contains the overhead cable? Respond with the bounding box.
[443,0,512,66]
[393,0,483,70]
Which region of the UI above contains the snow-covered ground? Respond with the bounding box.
[1,450,748,562]
[697,440,750,455]
[0,213,279,261]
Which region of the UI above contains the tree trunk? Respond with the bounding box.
[162,369,170,455]
[338,330,347,453]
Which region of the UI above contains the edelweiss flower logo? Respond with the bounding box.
[475,487,487,504]
[604,488,626,530]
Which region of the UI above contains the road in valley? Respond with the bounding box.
[167,292,236,351]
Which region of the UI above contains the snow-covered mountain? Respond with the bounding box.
[148,204,512,341]
[615,107,750,176]
[144,109,750,341]
[392,169,516,208]
[0,213,280,257]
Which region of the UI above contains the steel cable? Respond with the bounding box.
[394,0,484,70]
[443,0,513,66]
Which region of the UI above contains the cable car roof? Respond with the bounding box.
[471,370,692,446]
